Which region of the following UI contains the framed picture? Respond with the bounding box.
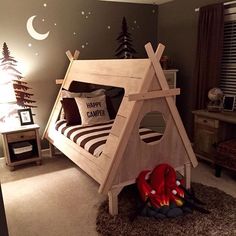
[18,108,34,126]
[223,95,235,111]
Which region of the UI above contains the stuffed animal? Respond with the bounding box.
[136,163,209,219]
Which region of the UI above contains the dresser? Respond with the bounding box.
[192,110,236,162]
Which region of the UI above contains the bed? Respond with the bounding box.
[43,42,198,215]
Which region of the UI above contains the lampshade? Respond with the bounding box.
[0,71,16,104]
[0,81,16,104]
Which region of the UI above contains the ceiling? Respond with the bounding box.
[99,0,173,5]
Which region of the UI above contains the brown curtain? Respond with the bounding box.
[194,3,224,109]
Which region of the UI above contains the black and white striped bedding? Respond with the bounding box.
[55,119,163,157]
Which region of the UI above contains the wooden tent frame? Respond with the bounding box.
[43,42,198,215]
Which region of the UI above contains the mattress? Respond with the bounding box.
[55,119,163,157]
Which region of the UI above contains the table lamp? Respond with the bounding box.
[0,70,18,127]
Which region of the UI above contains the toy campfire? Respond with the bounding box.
[136,163,210,219]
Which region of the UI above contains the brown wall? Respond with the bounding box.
[158,0,223,138]
[0,0,158,156]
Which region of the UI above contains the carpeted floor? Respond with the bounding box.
[0,154,105,236]
[96,183,236,236]
[0,153,235,236]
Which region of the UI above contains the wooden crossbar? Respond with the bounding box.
[128,88,180,101]
[55,79,63,84]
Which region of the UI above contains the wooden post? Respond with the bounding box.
[184,163,191,189]
[108,186,123,215]
[49,143,55,157]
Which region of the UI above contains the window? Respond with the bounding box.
[220,7,236,109]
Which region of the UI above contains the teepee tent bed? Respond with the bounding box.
[43,42,198,215]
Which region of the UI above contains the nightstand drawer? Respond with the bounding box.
[7,130,36,143]
[195,116,219,128]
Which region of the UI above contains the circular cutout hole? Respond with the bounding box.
[139,111,166,144]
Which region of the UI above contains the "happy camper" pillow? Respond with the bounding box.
[74,94,110,126]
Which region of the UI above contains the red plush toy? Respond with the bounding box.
[137,163,185,208]
[136,163,209,218]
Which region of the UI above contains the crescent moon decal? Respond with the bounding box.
[26,15,50,40]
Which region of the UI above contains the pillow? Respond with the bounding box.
[61,98,81,125]
[60,88,106,121]
[105,96,116,119]
[74,95,110,126]
[61,89,105,98]
[105,88,124,119]
[83,89,106,98]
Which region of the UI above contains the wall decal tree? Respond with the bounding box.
[0,42,37,108]
[115,17,136,59]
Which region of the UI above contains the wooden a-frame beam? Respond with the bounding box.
[66,50,80,61]
[42,50,80,139]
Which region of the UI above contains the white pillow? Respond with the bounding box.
[75,94,110,126]
[61,89,105,98]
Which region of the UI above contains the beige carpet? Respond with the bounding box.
[0,153,105,236]
[0,153,235,236]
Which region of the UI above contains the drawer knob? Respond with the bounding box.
[203,119,208,123]
[20,135,24,138]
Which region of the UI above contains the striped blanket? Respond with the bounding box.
[55,119,163,157]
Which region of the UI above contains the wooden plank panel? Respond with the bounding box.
[47,129,106,184]
[116,109,190,184]
[99,43,194,194]
[102,134,119,158]
[110,115,127,137]
[72,59,150,79]
[117,96,135,118]
[96,153,112,173]
[145,43,198,168]
[63,71,142,93]
[99,54,158,194]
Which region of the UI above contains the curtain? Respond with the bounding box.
[194,3,224,109]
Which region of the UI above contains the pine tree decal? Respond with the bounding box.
[0,42,37,108]
[115,17,136,59]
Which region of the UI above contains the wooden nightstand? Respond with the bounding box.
[0,124,42,171]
